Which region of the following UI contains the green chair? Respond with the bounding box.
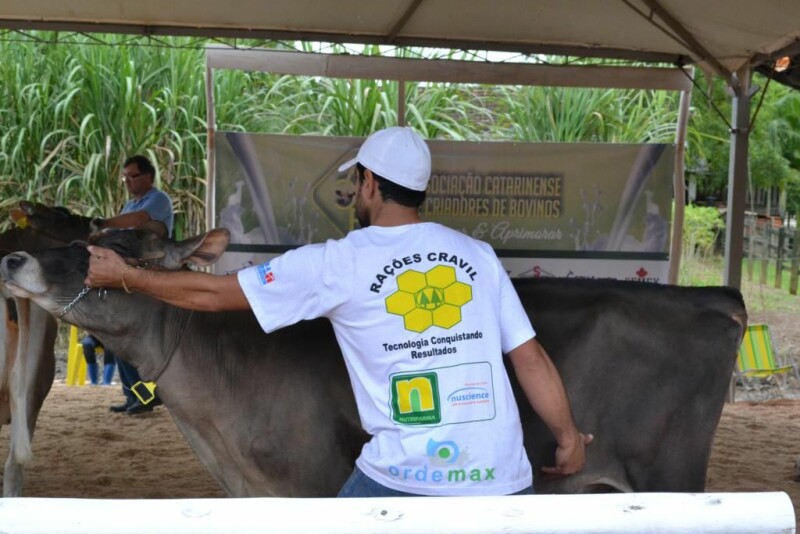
[736,324,799,392]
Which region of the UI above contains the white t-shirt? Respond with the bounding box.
[238,222,535,496]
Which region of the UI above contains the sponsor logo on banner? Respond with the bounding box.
[625,266,659,283]
[503,258,669,282]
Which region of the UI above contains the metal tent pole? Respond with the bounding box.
[723,66,752,289]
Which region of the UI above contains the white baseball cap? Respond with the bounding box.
[337,127,431,191]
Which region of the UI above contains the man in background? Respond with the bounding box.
[93,154,173,415]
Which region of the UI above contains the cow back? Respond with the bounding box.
[509,278,746,493]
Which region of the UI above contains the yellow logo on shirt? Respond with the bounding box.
[385,265,472,333]
[391,372,441,424]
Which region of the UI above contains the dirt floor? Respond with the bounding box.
[0,383,224,499]
[0,383,797,522]
[0,309,797,528]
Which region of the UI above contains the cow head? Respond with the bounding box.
[15,200,171,242]
[0,228,230,327]
[87,226,228,269]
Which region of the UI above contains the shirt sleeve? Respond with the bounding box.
[496,257,536,354]
[237,241,353,334]
[136,191,173,229]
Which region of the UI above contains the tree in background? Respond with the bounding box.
[0,35,209,238]
[685,70,800,219]
[1,34,796,236]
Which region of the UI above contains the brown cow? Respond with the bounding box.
[0,205,90,496]
[0,202,172,496]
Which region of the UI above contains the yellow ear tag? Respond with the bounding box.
[15,216,28,229]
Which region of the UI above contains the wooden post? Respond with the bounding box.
[790,228,799,295]
[759,226,768,285]
[668,83,692,284]
[775,227,785,289]
[746,216,754,282]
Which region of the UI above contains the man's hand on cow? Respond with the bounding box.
[541,431,594,479]
[85,246,127,290]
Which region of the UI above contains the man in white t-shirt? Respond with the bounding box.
[85,127,592,497]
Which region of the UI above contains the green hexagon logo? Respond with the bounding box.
[386,265,472,332]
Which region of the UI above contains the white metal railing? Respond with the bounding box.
[0,492,795,534]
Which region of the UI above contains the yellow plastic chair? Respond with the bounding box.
[66,326,87,386]
[736,324,799,392]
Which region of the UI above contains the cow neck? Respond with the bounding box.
[138,305,193,383]
[58,286,106,318]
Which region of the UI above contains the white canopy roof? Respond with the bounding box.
[2,1,799,84]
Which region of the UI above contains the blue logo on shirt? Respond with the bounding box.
[256,262,275,285]
[386,438,498,484]
[426,438,461,466]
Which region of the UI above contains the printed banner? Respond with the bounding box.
[213,132,674,281]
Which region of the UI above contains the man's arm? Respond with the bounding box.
[507,338,593,477]
[94,211,151,231]
[86,246,250,311]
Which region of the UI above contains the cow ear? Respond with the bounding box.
[163,229,230,269]
[18,200,34,216]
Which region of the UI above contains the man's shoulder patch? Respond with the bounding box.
[256,262,275,285]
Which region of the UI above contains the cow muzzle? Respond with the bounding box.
[1,252,46,298]
[1,252,32,284]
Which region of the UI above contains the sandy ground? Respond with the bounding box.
[0,382,797,522]
[0,383,224,499]
[0,307,797,529]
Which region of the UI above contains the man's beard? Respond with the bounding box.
[355,209,370,229]
[354,196,370,228]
